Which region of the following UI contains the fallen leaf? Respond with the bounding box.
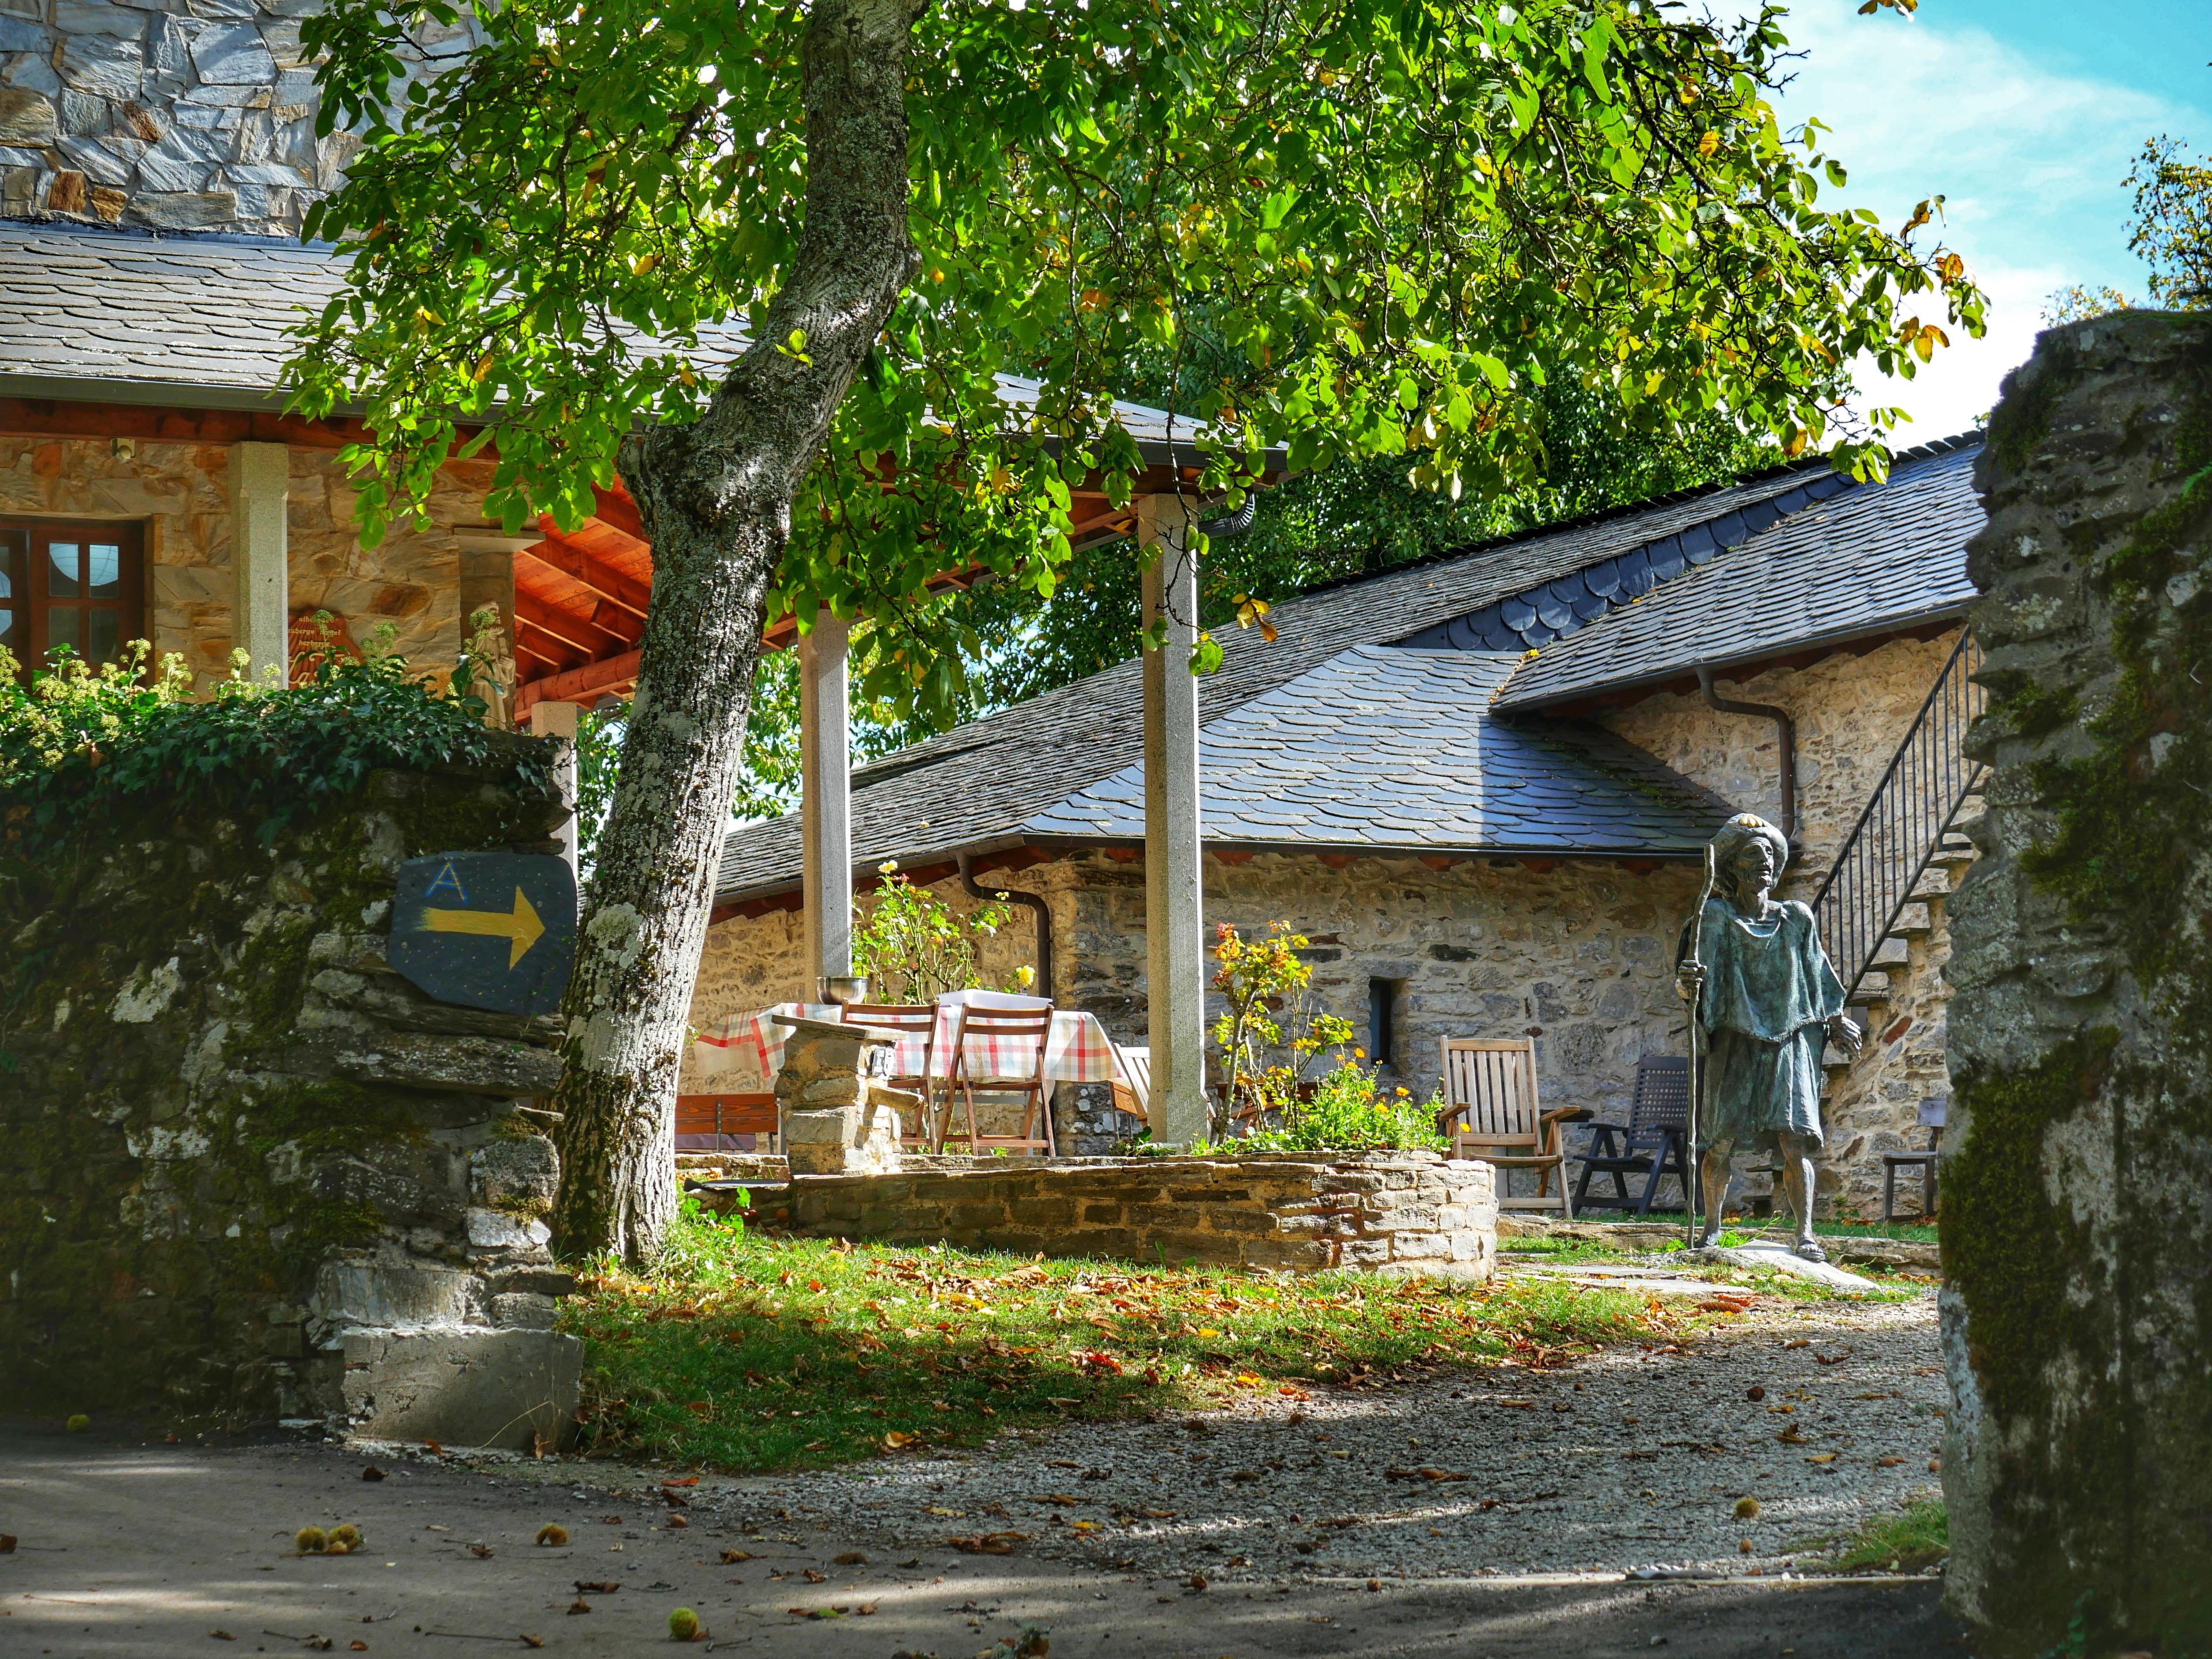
[1815,1353,1847,1366]
[923,1506,965,1518]
[884,1432,916,1450]
[801,1569,827,1583]
[946,1532,1027,1555]
[1140,1509,1179,1520]
[1782,1339,1810,1350]
[1745,1387,1766,1402]
[1876,1457,1905,1468]
[360,1468,385,1483]
[832,1551,866,1566]
[467,1543,494,1559]
[0,1535,14,1553]
[351,1645,369,1653]
[423,1440,444,1455]
[719,1550,753,1565]
[573,1581,622,1594]
[567,1601,591,1615]
[664,1516,688,1530]
[1038,1493,1082,1506]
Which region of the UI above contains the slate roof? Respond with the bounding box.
[1025,646,1733,855]
[0,222,1226,458]
[1492,437,1983,711]
[714,448,1870,897]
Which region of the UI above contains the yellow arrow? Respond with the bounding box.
[423,887,546,970]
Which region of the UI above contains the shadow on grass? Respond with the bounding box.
[562,1211,1674,1474]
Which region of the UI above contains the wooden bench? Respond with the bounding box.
[675,1092,778,1152]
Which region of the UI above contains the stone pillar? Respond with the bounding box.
[1942,311,2212,1656]
[774,1016,907,1175]
[229,441,290,683]
[800,610,854,993]
[1139,495,1209,1147]
[527,700,582,874]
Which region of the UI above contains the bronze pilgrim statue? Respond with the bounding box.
[1675,813,1862,1260]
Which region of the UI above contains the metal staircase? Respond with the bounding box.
[1810,628,1988,1025]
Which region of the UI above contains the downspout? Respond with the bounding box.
[959,853,1054,1002]
[1696,663,1797,843]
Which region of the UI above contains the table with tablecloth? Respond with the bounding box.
[692,994,1119,1089]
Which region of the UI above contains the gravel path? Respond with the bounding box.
[693,1284,1946,1584]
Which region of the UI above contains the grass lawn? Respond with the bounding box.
[562,1203,1682,1475]
[1823,1495,1948,1573]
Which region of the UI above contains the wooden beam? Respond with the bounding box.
[520,535,652,618]
[0,396,372,449]
[515,648,642,714]
[590,484,649,544]
[514,616,589,672]
[513,590,630,660]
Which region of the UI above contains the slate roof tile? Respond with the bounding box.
[1493,440,1984,711]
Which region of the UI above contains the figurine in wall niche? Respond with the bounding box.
[1675,813,1862,1260]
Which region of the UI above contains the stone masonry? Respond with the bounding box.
[0,0,476,236]
[0,744,579,1448]
[1941,312,2212,1654]
[695,629,1967,1213]
[1,434,497,695]
[717,1152,1498,1280]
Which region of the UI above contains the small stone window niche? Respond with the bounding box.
[0,519,147,680]
[1367,976,1406,1073]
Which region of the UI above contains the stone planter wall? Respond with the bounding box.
[711,1152,1497,1279]
[0,744,579,1448]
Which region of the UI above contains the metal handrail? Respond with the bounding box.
[1810,628,1988,1002]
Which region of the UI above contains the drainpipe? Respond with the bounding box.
[1696,663,1797,843]
[959,852,1054,1002]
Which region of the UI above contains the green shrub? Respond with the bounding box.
[0,618,542,843]
[1199,1058,1448,1153]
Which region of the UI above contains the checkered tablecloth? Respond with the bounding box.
[696,998,1118,1086]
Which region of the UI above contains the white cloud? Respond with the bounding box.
[1709,2,2187,435]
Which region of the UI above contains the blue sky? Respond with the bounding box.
[1741,0,2212,438]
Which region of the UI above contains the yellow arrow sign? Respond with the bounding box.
[423,887,546,970]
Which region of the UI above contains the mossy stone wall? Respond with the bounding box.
[0,745,575,1441]
[1943,311,2212,1653]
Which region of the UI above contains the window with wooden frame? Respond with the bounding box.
[0,520,147,680]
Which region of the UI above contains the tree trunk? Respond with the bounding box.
[549,0,922,1267]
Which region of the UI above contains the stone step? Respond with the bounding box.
[1847,971,1892,1007]
[1870,935,1912,969]
[1952,793,1988,828]
[1910,865,1952,900]
[1890,902,1935,937]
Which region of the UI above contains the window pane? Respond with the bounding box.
[0,528,19,603]
[87,543,122,596]
[46,607,81,660]
[47,542,79,598]
[87,606,121,666]
[0,608,13,650]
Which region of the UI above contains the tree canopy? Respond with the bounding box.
[297,0,1978,733]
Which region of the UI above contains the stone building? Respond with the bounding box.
[1,1,1990,1219]
[701,438,1989,1216]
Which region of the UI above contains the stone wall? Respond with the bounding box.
[693,853,1706,1136]
[0,0,475,236]
[717,1152,1498,1279]
[1941,313,2212,1653]
[1604,630,1966,1219]
[0,743,579,1447]
[1,435,495,692]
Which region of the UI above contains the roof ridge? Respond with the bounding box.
[1281,431,1984,609]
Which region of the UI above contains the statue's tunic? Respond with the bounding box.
[1677,897,1846,1151]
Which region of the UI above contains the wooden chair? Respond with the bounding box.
[673,1092,779,1152]
[1434,1037,1579,1216]
[843,1002,942,1150]
[1111,1044,1152,1124]
[945,1003,1057,1157]
[1883,1096,1946,1221]
[1573,1055,1697,1215]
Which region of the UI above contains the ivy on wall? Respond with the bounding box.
[0,632,551,844]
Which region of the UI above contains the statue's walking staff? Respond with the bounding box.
[1684,840,1719,1251]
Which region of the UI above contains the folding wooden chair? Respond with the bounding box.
[945,1003,1058,1157]
[1573,1055,1697,1215]
[1110,1044,1152,1124]
[1434,1036,1580,1215]
[843,1002,942,1150]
